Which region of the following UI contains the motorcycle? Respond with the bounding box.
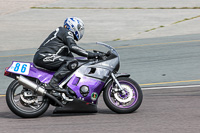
[4,42,143,118]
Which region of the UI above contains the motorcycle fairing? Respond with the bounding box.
[63,55,119,104]
[65,62,112,104]
[67,74,104,104]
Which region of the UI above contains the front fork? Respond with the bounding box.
[111,73,126,95]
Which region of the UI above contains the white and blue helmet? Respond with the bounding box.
[64,17,85,41]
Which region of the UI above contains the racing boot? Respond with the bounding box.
[46,78,73,99]
[45,64,70,92]
[46,61,78,97]
[45,77,66,93]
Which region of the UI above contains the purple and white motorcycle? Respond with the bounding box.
[4,42,143,118]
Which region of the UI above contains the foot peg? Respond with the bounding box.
[62,93,73,102]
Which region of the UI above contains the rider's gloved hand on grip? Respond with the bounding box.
[87,51,104,59]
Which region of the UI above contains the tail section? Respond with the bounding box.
[5,61,54,83]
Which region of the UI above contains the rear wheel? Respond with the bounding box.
[103,77,143,113]
[6,80,49,118]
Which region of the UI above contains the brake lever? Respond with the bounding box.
[101,55,107,60]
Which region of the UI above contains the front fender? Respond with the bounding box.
[114,73,130,78]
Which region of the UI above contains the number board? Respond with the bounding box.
[8,62,31,75]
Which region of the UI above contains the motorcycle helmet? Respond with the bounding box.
[64,17,85,41]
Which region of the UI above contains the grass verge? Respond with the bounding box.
[144,15,200,33]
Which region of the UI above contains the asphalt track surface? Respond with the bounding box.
[0,34,200,132]
[1,86,200,133]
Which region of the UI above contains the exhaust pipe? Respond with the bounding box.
[17,75,64,107]
[17,75,46,96]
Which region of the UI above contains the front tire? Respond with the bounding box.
[6,80,49,118]
[103,77,143,113]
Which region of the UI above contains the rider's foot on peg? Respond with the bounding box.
[45,84,73,98]
[48,84,67,93]
[45,84,54,90]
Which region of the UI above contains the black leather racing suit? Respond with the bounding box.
[33,27,95,71]
[33,27,96,91]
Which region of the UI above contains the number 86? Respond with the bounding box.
[14,63,27,73]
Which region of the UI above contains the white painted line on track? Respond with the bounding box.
[142,84,200,90]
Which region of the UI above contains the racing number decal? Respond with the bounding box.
[21,64,27,73]
[8,62,30,75]
[14,63,27,73]
[14,63,20,72]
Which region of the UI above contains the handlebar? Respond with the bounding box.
[93,50,110,60]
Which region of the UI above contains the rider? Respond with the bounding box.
[33,17,102,94]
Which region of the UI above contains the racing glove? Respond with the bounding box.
[87,52,104,59]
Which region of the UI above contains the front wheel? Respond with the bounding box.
[103,77,143,113]
[6,80,50,118]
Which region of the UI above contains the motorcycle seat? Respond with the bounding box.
[33,64,56,72]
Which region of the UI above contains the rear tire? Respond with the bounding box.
[103,77,143,113]
[6,80,49,118]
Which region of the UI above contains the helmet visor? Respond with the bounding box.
[78,24,84,40]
